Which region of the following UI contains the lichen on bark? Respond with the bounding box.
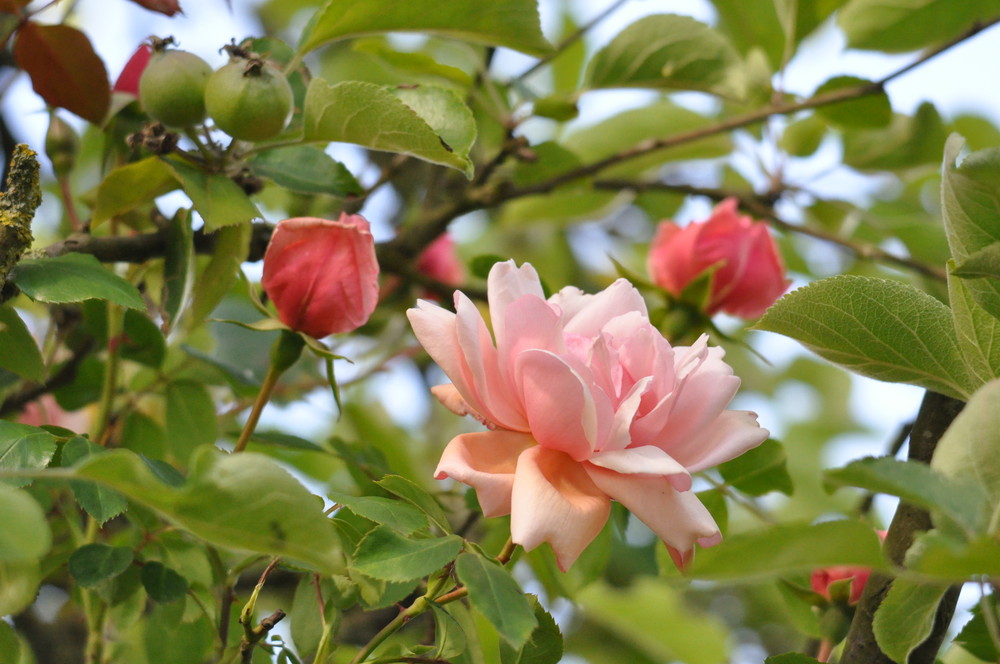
[0,144,42,292]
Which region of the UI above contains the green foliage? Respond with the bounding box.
[755,275,974,400]
[873,579,950,664]
[586,14,744,99]
[837,0,1000,52]
[0,422,56,488]
[11,253,145,309]
[68,543,134,587]
[456,551,538,647]
[0,484,50,561]
[0,306,44,380]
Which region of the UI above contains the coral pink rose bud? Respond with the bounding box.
[408,260,769,571]
[114,45,152,96]
[647,198,790,319]
[811,531,885,604]
[262,214,380,338]
[417,234,464,286]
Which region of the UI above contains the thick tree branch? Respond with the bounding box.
[840,391,965,664]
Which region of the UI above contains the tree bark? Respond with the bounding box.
[840,390,964,663]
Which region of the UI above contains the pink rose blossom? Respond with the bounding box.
[417,234,464,286]
[648,198,790,318]
[408,261,769,570]
[262,214,380,338]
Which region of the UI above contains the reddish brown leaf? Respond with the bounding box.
[13,22,110,124]
[127,0,182,16]
[0,0,31,13]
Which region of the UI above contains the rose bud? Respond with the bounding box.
[262,214,380,338]
[648,198,790,319]
[417,233,464,286]
[811,530,886,604]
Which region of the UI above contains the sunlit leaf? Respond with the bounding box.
[298,0,552,57]
[718,439,793,497]
[587,14,744,99]
[302,79,473,176]
[164,159,261,232]
[838,0,999,52]
[141,560,188,602]
[754,275,974,400]
[948,271,1000,386]
[92,157,178,227]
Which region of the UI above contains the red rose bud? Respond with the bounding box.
[417,233,464,286]
[647,198,790,319]
[262,214,380,338]
[114,44,152,96]
[811,530,886,605]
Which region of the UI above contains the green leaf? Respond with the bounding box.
[942,135,1000,320]
[430,602,469,660]
[837,0,1000,53]
[753,275,974,400]
[250,146,362,196]
[718,438,793,497]
[120,309,166,368]
[92,156,178,227]
[0,620,20,664]
[953,241,1000,278]
[73,448,343,573]
[391,85,477,162]
[68,543,134,587]
[165,380,218,464]
[0,484,50,561]
[290,575,337,661]
[932,378,1000,531]
[298,0,552,57]
[906,531,1000,579]
[327,490,430,535]
[11,253,145,310]
[574,578,729,664]
[563,100,731,177]
[162,208,195,334]
[455,551,537,647]
[954,594,1000,661]
[141,560,189,602]
[352,526,462,582]
[949,266,1000,385]
[586,14,744,99]
[375,474,452,533]
[0,421,57,488]
[843,102,947,172]
[0,306,44,380]
[814,76,891,128]
[780,115,828,157]
[873,578,949,664]
[188,222,251,329]
[62,437,128,524]
[164,159,261,232]
[499,595,563,664]
[0,560,40,615]
[824,456,986,535]
[302,79,473,176]
[688,520,886,581]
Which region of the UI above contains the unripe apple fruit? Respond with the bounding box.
[204,57,293,142]
[138,42,212,128]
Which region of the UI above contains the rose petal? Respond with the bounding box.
[435,430,536,517]
[588,445,691,491]
[559,279,648,338]
[487,260,545,331]
[516,349,600,460]
[665,410,770,473]
[586,464,721,560]
[510,446,610,571]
